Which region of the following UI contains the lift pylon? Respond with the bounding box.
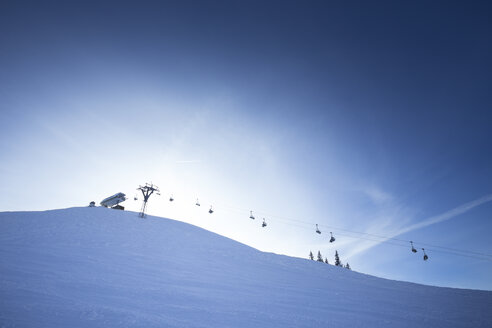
[137,183,160,218]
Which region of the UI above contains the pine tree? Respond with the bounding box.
[317,251,323,262]
[309,251,314,260]
[345,263,351,270]
[324,258,329,264]
[334,250,341,266]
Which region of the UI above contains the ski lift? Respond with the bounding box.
[169,195,174,202]
[422,248,429,261]
[329,232,335,243]
[133,194,138,201]
[316,224,321,234]
[410,241,417,253]
[209,206,214,214]
[262,218,267,228]
[196,199,200,206]
[249,210,255,220]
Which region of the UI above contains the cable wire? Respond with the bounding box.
[157,189,492,261]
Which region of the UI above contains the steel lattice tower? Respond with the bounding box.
[137,183,160,217]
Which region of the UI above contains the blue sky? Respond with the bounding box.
[1,0,491,290]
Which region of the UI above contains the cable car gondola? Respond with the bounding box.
[169,195,174,202]
[196,199,200,206]
[316,224,321,234]
[329,232,335,243]
[410,241,417,253]
[209,206,214,214]
[249,210,255,220]
[422,248,429,261]
[262,218,267,227]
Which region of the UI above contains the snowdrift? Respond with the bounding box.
[0,207,491,327]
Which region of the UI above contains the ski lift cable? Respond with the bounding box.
[231,208,492,258]
[155,189,492,259]
[215,204,492,260]
[207,208,490,261]
[160,199,492,262]
[170,191,492,259]
[184,196,492,260]
[139,199,492,262]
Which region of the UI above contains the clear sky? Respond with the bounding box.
[1,0,491,290]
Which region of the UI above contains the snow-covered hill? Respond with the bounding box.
[0,207,491,327]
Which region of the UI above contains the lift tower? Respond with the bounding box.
[137,183,160,218]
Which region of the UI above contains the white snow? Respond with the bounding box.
[0,207,491,327]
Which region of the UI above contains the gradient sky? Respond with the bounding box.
[1,0,491,290]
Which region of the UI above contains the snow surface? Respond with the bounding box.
[0,207,491,327]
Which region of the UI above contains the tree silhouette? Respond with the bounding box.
[317,251,323,262]
[334,250,341,266]
[309,251,314,260]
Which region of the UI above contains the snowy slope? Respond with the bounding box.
[0,207,491,328]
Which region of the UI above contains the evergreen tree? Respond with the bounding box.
[334,250,341,266]
[345,263,351,270]
[309,251,314,260]
[324,258,329,264]
[317,251,323,262]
